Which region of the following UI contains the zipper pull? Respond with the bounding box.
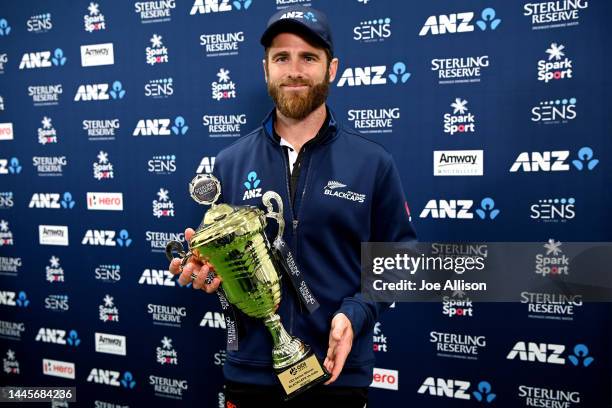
[292,220,299,231]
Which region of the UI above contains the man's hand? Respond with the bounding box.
[323,313,354,385]
[168,228,221,293]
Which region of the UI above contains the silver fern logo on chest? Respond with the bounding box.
[323,180,366,203]
[242,171,262,200]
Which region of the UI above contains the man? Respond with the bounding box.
[169,6,416,407]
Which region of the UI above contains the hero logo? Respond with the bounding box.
[509,147,599,172]
[74,81,125,101]
[42,359,75,379]
[139,269,175,287]
[507,342,594,367]
[87,192,123,211]
[0,122,13,141]
[19,48,66,69]
[133,116,188,136]
[82,229,132,247]
[200,312,226,328]
[419,7,501,36]
[190,0,252,15]
[337,62,410,87]
[418,377,496,402]
[370,368,398,390]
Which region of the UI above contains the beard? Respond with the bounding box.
[267,71,330,120]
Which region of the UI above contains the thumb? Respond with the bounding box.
[185,228,195,241]
[331,318,346,341]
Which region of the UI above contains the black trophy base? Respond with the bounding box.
[275,351,331,401]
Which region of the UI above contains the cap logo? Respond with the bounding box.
[279,11,316,22]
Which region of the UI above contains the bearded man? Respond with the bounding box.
[169,6,416,407]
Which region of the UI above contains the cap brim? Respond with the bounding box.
[260,19,329,51]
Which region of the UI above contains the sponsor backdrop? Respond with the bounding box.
[0,0,610,407]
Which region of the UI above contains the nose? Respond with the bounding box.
[286,58,305,79]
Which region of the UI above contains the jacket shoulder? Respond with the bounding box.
[337,125,395,167]
[216,127,264,162]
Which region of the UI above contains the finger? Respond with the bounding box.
[203,276,221,294]
[177,262,192,286]
[185,228,195,241]
[332,322,346,342]
[169,258,182,275]
[325,342,350,385]
[192,264,211,290]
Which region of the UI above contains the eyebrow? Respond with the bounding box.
[270,50,321,60]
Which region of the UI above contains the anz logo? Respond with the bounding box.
[419,7,501,36]
[337,62,410,87]
[242,171,262,200]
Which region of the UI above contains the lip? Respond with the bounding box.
[281,84,309,90]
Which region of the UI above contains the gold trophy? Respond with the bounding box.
[165,174,329,399]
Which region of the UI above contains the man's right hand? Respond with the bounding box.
[168,228,221,293]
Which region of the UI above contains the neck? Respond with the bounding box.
[274,104,327,153]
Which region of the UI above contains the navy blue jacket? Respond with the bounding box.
[213,107,416,387]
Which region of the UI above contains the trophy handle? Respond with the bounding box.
[165,240,192,269]
[262,191,285,245]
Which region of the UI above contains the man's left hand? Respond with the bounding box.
[323,313,354,385]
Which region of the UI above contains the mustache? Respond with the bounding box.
[279,79,312,87]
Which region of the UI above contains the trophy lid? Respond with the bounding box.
[188,174,266,249]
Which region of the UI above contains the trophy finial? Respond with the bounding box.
[189,174,221,205]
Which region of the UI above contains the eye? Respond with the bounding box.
[304,56,316,62]
[275,56,287,62]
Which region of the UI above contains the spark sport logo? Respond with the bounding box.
[84,2,106,32]
[537,42,573,83]
[444,98,475,135]
[37,116,58,144]
[146,34,169,66]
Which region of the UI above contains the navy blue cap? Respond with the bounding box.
[260,6,333,55]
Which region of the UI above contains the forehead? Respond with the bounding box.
[268,32,326,55]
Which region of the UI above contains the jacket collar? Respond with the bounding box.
[262,105,339,146]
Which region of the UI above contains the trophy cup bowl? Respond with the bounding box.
[166,174,329,399]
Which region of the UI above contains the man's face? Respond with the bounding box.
[264,32,338,120]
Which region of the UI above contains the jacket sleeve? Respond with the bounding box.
[334,155,417,335]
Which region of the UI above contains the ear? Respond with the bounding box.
[328,57,339,82]
[262,59,268,83]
